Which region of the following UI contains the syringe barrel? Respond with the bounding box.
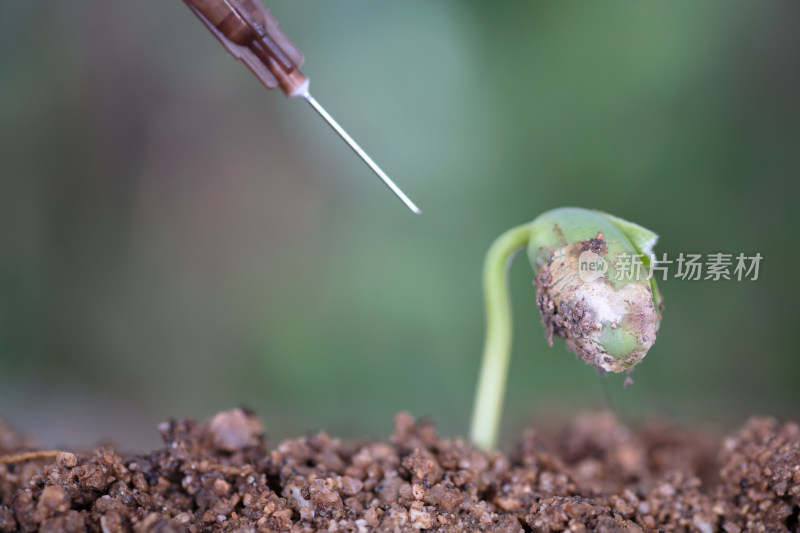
[183,0,308,96]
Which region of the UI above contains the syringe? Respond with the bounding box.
[182,0,422,215]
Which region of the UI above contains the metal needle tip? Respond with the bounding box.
[303,93,422,215]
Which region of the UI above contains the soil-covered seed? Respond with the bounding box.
[1,408,798,532]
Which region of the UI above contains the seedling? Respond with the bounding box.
[469,207,663,450]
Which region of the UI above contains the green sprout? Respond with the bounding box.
[469,207,663,450]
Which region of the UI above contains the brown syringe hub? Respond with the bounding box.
[183,0,309,96]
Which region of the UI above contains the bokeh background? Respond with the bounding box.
[1,0,798,450]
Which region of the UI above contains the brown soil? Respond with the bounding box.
[579,233,608,256]
[1,408,798,532]
[534,258,595,353]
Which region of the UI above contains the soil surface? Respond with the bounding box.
[1,408,798,532]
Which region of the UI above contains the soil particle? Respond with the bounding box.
[534,264,559,347]
[579,232,608,255]
[534,261,595,349]
[206,408,264,453]
[1,409,799,531]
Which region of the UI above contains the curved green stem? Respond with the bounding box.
[469,224,532,450]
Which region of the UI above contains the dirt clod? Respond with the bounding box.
[579,232,608,255]
[1,409,799,532]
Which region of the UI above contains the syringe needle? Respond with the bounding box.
[182,0,421,214]
[303,92,422,215]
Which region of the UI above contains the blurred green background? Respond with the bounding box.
[1,1,798,450]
